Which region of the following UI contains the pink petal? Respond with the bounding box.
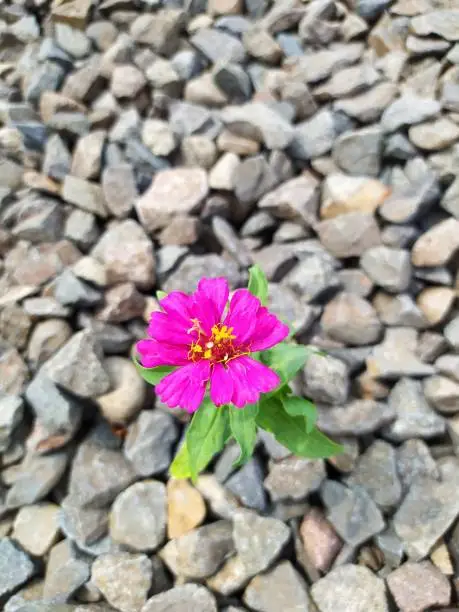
[148,312,192,346]
[136,339,189,368]
[250,308,289,351]
[210,363,234,406]
[191,277,230,336]
[224,289,260,345]
[227,356,280,408]
[160,291,194,324]
[156,361,211,413]
[197,277,229,320]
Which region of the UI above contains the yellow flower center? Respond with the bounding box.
[189,323,238,363]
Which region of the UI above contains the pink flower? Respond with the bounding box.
[137,277,289,413]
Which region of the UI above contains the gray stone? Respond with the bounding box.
[264,456,326,501]
[220,103,294,149]
[258,174,319,227]
[381,94,441,132]
[332,126,382,177]
[397,440,439,491]
[437,354,459,382]
[317,400,395,436]
[110,481,166,552]
[27,319,73,370]
[243,561,311,612]
[23,298,71,319]
[232,155,275,211]
[130,9,183,55]
[409,117,459,151]
[43,539,90,602]
[160,520,234,579]
[225,458,267,512]
[321,293,382,346]
[360,246,411,293]
[394,478,459,560]
[321,481,385,547]
[42,331,110,399]
[373,293,427,329]
[13,503,60,557]
[102,164,137,219]
[288,109,336,160]
[68,435,136,508]
[315,63,381,100]
[444,316,459,349]
[196,475,241,520]
[191,28,246,64]
[0,395,23,452]
[346,441,402,512]
[11,198,64,244]
[366,329,436,381]
[61,176,108,218]
[169,101,221,139]
[291,43,364,84]
[267,283,317,336]
[213,63,252,100]
[25,374,82,453]
[91,553,153,612]
[303,353,349,405]
[163,254,240,294]
[55,23,91,58]
[316,213,381,259]
[283,254,341,303]
[424,375,459,414]
[233,510,290,574]
[53,270,102,308]
[333,83,398,123]
[212,216,252,267]
[6,451,69,510]
[337,269,373,298]
[0,342,28,395]
[60,496,108,547]
[25,61,66,105]
[311,564,388,612]
[64,209,100,252]
[143,584,217,612]
[383,378,446,441]
[411,9,459,41]
[375,527,404,569]
[0,538,35,597]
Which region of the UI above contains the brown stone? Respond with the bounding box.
[387,561,451,612]
[135,168,208,232]
[412,219,459,267]
[300,508,343,573]
[167,479,207,539]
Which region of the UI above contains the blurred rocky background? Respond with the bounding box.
[1,0,459,610]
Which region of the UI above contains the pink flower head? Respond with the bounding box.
[137,277,289,413]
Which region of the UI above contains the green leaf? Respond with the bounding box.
[256,396,342,459]
[281,395,317,433]
[261,342,314,384]
[156,290,167,301]
[170,441,192,479]
[186,399,230,482]
[229,403,259,468]
[247,264,269,306]
[133,357,175,386]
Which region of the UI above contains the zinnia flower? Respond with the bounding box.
[137,277,289,413]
